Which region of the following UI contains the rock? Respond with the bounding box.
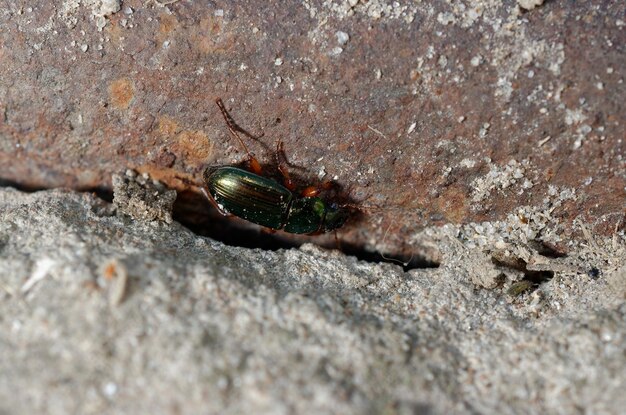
[517,0,545,11]
[0,0,624,258]
[112,169,177,223]
[0,186,624,414]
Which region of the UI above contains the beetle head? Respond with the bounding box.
[322,204,350,232]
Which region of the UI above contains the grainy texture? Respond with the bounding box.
[0,1,624,255]
[0,186,624,414]
[112,169,177,223]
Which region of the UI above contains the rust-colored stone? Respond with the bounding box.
[170,130,213,167]
[0,0,624,256]
[109,78,135,110]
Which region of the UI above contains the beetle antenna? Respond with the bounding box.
[343,201,410,212]
[215,98,265,139]
[215,98,255,157]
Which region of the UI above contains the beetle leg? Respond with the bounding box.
[306,229,325,236]
[300,181,336,198]
[215,98,264,175]
[275,139,297,191]
[300,186,320,197]
[172,174,199,189]
[334,230,342,250]
[200,187,233,217]
[246,155,263,175]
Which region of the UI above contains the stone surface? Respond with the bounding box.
[0,186,624,414]
[0,1,624,257]
[112,169,176,223]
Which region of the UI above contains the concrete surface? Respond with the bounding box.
[2,2,625,413]
[0,183,624,414]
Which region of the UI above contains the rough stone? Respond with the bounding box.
[112,169,176,223]
[0,186,624,414]
[0,1,624,258]
[517,0,545,11]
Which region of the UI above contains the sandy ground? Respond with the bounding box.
[0,183,624,414]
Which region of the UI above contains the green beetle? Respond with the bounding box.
[204,166,349,234]
[200,99,351,235]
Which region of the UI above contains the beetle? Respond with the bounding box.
[199,98,351,235]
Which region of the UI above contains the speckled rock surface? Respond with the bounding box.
[0,1,624,257]
[0,186,624,414]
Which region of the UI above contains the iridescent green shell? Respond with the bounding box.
[206,167,349,234]
[207,167,292,230]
